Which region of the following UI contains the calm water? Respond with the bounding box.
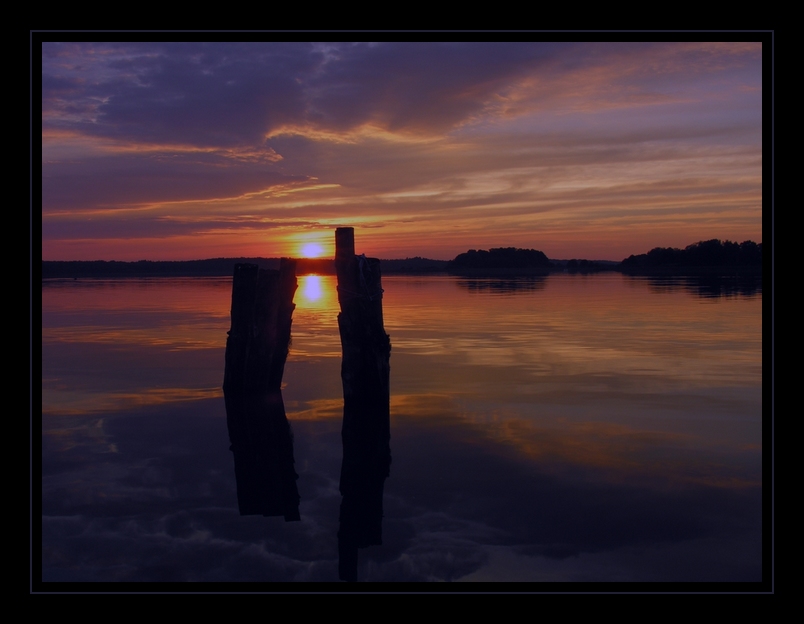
[41,273,763,585]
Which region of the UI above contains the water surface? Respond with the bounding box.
[41,273,762,584]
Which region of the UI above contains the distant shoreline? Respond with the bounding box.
[41,258,761,280]
[40,257,447,279]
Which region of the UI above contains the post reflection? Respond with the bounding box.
[223,262,300,521]
[225,390,300,520]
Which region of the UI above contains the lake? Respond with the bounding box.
[40,272,763,586]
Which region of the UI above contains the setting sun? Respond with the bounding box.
[300,242,324,258]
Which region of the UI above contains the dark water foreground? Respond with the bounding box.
[40,273,765,587]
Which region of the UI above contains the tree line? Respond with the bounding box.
[620,239,762,269]
[42,239,762,279]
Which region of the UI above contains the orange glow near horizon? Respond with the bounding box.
[286,232,333,261]
[39,220,763,263]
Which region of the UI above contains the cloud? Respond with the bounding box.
[42,42,555,146]
[42,148,304,213]
[45,42,761,148]
[40,41,763,262]
[43,42,314,147]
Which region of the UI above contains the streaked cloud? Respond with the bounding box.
[41,41,763,261]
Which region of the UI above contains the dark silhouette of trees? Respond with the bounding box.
[620,239,762,270]
[449,247,550,270]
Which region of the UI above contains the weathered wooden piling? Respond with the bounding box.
[223,259,300,521]
[223,258,297,394]
[334,227,392,581]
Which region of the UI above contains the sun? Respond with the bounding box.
[300,242,324,258]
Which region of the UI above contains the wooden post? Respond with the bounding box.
[223,259,300,520]
[334,227,392,581]
[335,227,355,265]
[224,258,297,394]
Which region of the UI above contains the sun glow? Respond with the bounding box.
[300,242,324,258]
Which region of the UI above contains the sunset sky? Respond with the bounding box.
[41,41,764,262]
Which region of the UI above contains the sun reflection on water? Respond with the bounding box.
[296,274,336,310]
[303,275,322,301]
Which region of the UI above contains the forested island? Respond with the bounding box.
[619,239,762,273]
[449,247,549,270]
[41,239,761,279]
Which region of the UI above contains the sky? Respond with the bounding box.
[40,40,764,262]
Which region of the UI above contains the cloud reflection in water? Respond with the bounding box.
[40,273,762,584]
